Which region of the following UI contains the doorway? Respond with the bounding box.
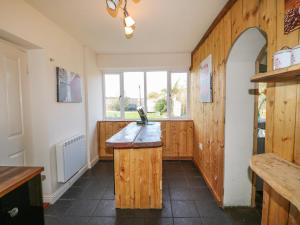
[251,46,267,215]
[224,28,267,207]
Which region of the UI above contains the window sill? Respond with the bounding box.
[100,118,193,122]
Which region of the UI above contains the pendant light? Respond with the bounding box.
[106,0,136,37]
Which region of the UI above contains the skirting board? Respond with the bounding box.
[43,164,88,204]
[88,155,99,168]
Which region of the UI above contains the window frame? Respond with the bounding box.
[102,69,190,121]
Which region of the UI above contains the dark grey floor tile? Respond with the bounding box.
[191,188,214,201]
[80,185,106,199]
[163,188,171,201]
[195,200,224,218]
[116,217,145,225]
[44,200,73,216]
[44,216,62,225]
[144,218,173,225]
[170,188,195,200]
[60,186,83,200]
[88,217,118,225]
[174,218,203,225]
[171,201,199,218]
[201,217,234,225]
[187,177,206,188]
[224,207,260,225]
[60,216,90,225]
[73,178,93,189]
[47,161,258,225]
[144,201,172,218]
[116,209,145,218]
[66,199,98,216]
[93,200,117,216]
[168,178,189,188]
[102,187,115,200]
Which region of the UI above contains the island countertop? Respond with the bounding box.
[106,122,162,149]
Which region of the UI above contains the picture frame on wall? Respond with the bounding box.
[284,0,300,34]
[56,67,82,103]
[199,54,213,103]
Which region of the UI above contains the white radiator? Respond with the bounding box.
[56,135,87,183]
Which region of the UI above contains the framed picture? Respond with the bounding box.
[199,55,213,103]
[56,67,82,103]
[284,0,300,34]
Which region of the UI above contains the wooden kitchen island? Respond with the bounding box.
[106,122,162,209]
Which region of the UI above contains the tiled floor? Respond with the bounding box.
[45,161,260,225]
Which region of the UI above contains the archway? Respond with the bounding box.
[224,28,267,207]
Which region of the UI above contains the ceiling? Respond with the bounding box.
[25,0,227,54]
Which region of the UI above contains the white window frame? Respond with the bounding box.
[102,69,190,121]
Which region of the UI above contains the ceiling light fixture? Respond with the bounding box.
[106,0,136,37]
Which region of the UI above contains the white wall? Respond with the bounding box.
[84,47,102,167]
[97,53,191,71]
[0,0,99,202]
[224,28,266,206]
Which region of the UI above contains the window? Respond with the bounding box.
[103,71,189,120]
[171,73,188,117]
[123,72,144,119]
[104,74,121,118]
[146,71,168,119]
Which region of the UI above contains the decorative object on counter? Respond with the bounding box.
[56,67,82,103]
[291,44,300,65]
[106,0,137,38]
[199,54,213,103]
[273,48,292,70]
[284,0,300,34]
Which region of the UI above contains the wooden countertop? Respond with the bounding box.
[0,166,44,198]
[250,153,300,211]
[106,122,162,149]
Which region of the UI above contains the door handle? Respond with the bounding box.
[8,207,19,218]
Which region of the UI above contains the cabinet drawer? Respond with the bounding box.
[0,175,44,225]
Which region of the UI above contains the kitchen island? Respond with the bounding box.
[106,122,162,209]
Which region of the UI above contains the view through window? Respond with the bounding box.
[104,71,189,120]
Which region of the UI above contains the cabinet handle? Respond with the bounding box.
[8,207,19,218]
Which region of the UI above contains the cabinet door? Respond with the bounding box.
[0,175,44,225]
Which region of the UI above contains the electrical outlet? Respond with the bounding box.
[199,143,203,151]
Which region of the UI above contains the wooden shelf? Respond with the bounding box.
[250,153,300,211]
[251,64,300,82]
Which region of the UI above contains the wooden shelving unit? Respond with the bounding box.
[251,64,300,82]
[250,153,300,211]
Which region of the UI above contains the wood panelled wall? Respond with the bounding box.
[191,0,300,224]
[97,120,193,160]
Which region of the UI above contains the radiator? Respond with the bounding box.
[56,135,87,183]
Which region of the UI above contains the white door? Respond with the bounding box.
[0,40,27,166]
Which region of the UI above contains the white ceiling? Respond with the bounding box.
[25,0,227,54]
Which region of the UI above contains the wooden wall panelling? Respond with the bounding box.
[295,82,300,165]
[261,0,277,153]
[99,121,129,159]
[242,0,260,28]
[191,0,300,223]
[98,121,194,160]
[272,82,298,160]
[231,0,244,42]
[288,205,300,225]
